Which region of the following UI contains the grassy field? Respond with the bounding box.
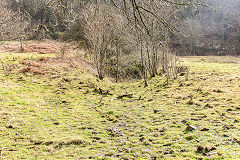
[0,52,240,159]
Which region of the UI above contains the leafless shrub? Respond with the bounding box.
[160,43,179,81]
[80,3,126,80]
[118,0,180,85]
[79,1,184,83]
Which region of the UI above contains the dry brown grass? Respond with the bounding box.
[0,40,83,56]
[19,57,97,75]
[17,66,44,75]
[0,40,97,75]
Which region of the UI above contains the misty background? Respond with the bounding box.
[174,0,240,55]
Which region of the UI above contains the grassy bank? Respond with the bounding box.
[0,52,240,159]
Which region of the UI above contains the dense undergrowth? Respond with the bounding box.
[0,52,240,159]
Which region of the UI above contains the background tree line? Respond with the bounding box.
[1,0,239,83]
[173,0,240,56]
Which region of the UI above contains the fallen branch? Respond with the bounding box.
[116,93,133,99]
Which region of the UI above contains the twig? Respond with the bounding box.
[0,58,8,75]
[0,147,3,159]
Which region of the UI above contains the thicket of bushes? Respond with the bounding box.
[1,0,239,83]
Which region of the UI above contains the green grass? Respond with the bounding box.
[0,53,240,159]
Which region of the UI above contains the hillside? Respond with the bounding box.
[0,48,240,159]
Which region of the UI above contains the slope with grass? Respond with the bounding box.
[0,51,240,159]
